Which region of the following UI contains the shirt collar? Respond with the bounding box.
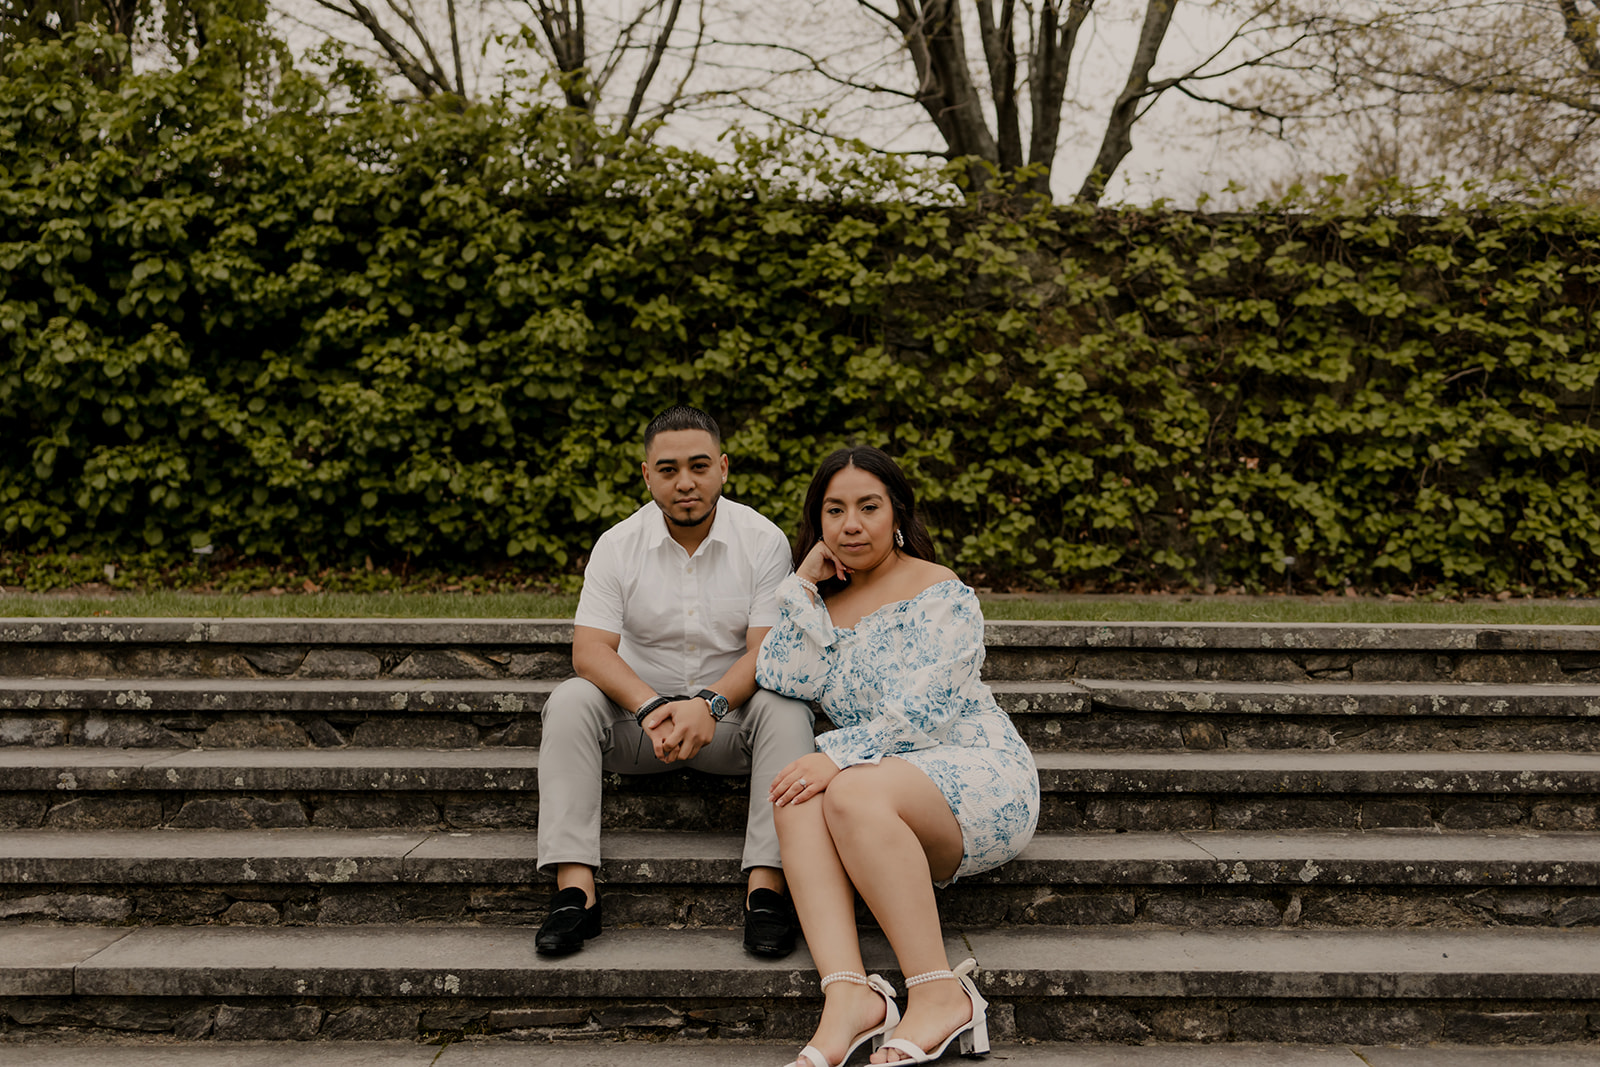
[702,502,731,548]
[643,500,728,554]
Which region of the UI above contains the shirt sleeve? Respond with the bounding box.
[755,573,837,701]
[746,526,794,630]
[572,530,625,634]
[815,582,986,770]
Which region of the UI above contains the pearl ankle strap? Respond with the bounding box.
[819,970,869,990]
[904,968,956,987]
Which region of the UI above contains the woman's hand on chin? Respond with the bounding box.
[769,752,842,807]
[798,540,849,585]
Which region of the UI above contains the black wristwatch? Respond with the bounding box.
[695,688,731,721]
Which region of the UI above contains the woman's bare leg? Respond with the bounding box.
[775,793,890,1066]
[819,760,974,1064]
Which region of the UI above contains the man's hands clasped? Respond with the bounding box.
[640,697,717,763]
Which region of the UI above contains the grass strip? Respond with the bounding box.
[3,591,1600,625]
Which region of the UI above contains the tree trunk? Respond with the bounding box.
[1077,0,1176,202]
[534,0,593,112]
[1028,0,1093,196]
[890,0,999,165]
[975,0,1023,171]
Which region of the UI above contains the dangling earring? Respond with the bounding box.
[895,529,905,548]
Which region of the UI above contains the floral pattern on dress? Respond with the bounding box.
[756,573,1040,880]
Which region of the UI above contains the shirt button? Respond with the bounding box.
[687,608,695,616]
[688,644,697,651]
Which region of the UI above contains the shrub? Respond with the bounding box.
[3,34,1598,591]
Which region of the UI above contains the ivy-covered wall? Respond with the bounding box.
[4,35,1600,592]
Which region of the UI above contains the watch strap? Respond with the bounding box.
[694,688,730,720]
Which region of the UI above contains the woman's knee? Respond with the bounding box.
[819,766,884,831]
[774,790,827,842]
[824,762,955,830]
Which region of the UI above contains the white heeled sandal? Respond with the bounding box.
[874,957,989,1064]
[788,970,901,1067]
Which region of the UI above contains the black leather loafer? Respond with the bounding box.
[743,887,800,958]
[536,886,602,956]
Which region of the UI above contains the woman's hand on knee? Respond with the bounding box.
[769,753,840,808]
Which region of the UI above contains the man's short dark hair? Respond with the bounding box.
[644,405,721,452]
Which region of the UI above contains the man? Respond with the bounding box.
[535,404,817,957]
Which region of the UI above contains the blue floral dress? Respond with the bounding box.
[756,574,1040,880]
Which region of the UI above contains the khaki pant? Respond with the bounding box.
[535,677,817,873]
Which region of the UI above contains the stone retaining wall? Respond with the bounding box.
[2,994,1597,1044]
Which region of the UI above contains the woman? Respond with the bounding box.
[756,447,1040,1066]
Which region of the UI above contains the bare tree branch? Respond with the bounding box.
[1172,81,1295,135]
[380,0,452,91]
[1557,0,1600,74]
[308,0,452,96]
[619,0,683,136]
[446,0,464,95]
[630,0,713,139]
[646,0,708,136]
[728,92,954,157]
[1251,0,1600,190]
[527,0,591,110]
[1078,0,1178,202]
[702,36,922,99]
[592,0,668,95]
[853,0,904,31]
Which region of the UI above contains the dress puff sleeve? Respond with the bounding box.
[755,573,839,702]
[815,580,987,770]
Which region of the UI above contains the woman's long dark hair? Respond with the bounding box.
[794,447,937,596]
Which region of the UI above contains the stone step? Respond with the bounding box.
[12,676,1600,719]
[995,680,1600,753]
[0,678,561,750]
[3,924,1600,1044]
[9,677,1600,754]
[2,827,1595,887]
[8,618,1600,1053]
[1042,750,1600,792]
[2,828,1597,930]
[1080,679,1600,717]
[7,618,1599,650]
[6,746,1600,794]
[4,749,1600,833]
[6,618,1600,686]
[6,1043,1600,1067]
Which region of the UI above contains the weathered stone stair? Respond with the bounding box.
[5,826,1600,932]
[4,617,1600,1051]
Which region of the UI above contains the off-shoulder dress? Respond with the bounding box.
[756,573,1040,880]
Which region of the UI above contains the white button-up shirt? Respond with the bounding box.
[574,498,793,696]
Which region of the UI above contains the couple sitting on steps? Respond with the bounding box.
[535,404,1041,1066]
